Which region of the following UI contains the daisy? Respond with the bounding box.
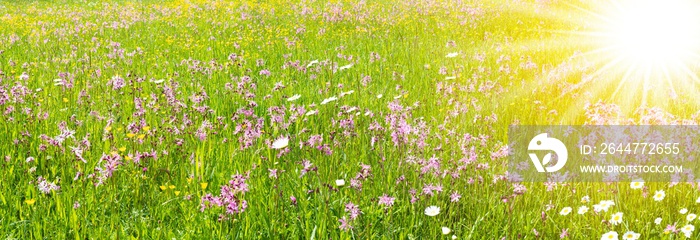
[446,52,459,58]
[335,179,345,187]
[424,206,440,216]
[581,195,590,203]
[271,136,289,149]
[622,231,640,240]
[578,206,589,215]
[682,224,695,238]
[681,208,688,214]
[560,207,572,215]
[653,190,665,201]
[655,217,662,225]
[376,94,383,98]
[442,227,451,235]
[610,212,623,225]
[688,213,697,222]
[601,231,618,240]
[287,94,301,101]
[696,196,700,203]
[630,179,644,189]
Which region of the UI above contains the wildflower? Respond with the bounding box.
[681,224,695,238]
[320,96,337,105]
[560,207,572,215]
[287,94,301,101]
[688,213,697,222]
[201,182,208,190]
[339,64,353,70]
[450,191,462,202]
[338,216,353,231]
[681,208,688,214]
[696,196,700,203]
[601,231,618,240]
[578,206,589,214]
[271,136,289,149]
[655,217,662,225]
[653,190,665,201]
[560,228,569,239]
[630,179,644,189]
[424,206,440,216]
[335,179,345,186]
[446,52,459,58]
[581,195,590,203]
[73,201,80,209]
[25,198,36,205]
[621,231,640,240]
[378,194,395,207]
[442,227,451,235]
[345,202,360,220]
[610,212,623,225]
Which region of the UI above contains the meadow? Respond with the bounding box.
[1,0,700,239]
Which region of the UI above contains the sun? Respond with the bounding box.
[605,0,700,65]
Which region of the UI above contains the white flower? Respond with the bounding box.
[653,190,665,201]
[630,179,644,189]
[601,231,618,240]
[451,235,457,240]
[339,64,353,70]
[335,179,345,187]
[441,227,451,235]
[560,207,572,215]
[340,90,354,97]
[376,94,383,99]
[581,195,590,203]
[681,208,688,214]
[424,206,440,216]
[610,212,623,225]
[688,213,697,222]
[305,110,318,116]
[306,60,319,68]
[445,76,456,80]
[446,52,459,58]
[594,200,615,212]
[696,196,700,203]
[622,231,640,240]
[320,96,337,105]
[578,206,589,215]
[655,217,662,225]
[287,94,301,101]
[271,136,289,149]
[682,224,695,236]
[393,95,402,99]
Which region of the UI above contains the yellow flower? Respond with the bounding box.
[159,185,167,191]
[105,126,112,131]
[137,134,146,140]
[142,126,150,131]
[187,177,193,184]
[169,185,175,190]
[201,182,208,190]
[124,155,132,161]
[118,147,126,152]
[126,133,135,138]
[63,98,68,103]
[25,198,36,205]
[175,191,181,196]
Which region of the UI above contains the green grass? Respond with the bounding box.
[1,0,700,239]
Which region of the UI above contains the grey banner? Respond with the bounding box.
[508,125,700,182]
